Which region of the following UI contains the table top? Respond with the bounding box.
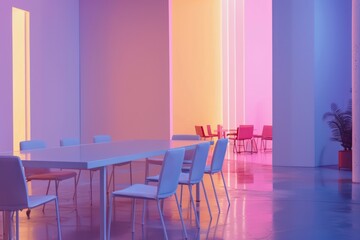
[11,139,206,170]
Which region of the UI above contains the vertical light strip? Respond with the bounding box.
[169,0,173,138]
[25,11,31,140]
[12,7,31,151]
[226,0,230,130]
[242,0,246,123]
[234,0,237,126]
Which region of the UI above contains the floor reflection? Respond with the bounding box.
[2,148,360,240]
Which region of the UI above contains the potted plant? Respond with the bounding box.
[323,101,352,170]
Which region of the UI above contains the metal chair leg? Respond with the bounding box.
[107,195,114,239]
[174,193,188,239]
[188,185,200,228]
[157,200,168,240]
[220,171,231,206]
[201,180,212,219]
[55,198,62,240]
[209,174,220,212]
[132,199,136,233]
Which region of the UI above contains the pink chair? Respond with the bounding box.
[254,125,272,151]
[230,125,257,153]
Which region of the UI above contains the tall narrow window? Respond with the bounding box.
[12,7,30,151]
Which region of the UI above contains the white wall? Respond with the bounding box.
[273,0,352,167]
[0,0,80,150]
[273,0,316,167]
[315,0,352,166]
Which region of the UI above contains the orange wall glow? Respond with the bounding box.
[172,0,222,134]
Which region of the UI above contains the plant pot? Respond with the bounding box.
[338,150,352,170]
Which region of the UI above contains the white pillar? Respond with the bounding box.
[352,0,360,182]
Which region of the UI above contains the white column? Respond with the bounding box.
[353,0,360,182]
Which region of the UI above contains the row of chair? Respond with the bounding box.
[108,138,230,239]
[1,135,230,239]
[195,124,273,153]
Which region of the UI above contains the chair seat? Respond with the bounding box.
[28,195,57,209]
[113,184,158,199]
[204,165,220,174]
[27,171,76,181]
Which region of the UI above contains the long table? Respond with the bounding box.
[10,139,206,240]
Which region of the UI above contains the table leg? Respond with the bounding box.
[99,167,107,240]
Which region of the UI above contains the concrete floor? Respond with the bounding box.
[1,147,360,240]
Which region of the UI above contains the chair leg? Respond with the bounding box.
[188,185,200,228]
[107,166,114,194]
[201,180,212,219]
[90,171,94,206]
[46,180,51,195]
[220,171,231,207]
[209,174,220,212]
[180,185,183,208]
[54,197,62,240]
[129,162,133,185]
[132,199,136,233]
[74,170,81,200]
[16,210,19,240]
[157,200,168,240]
[174,193,188,239]
[107,195,114,239]
[142,199,146,225]
[73,176,78,209]
[145,159,150,179]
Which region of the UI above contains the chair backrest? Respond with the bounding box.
[20,140,46,150]
[93,135,112,143]
[172,134,201,160]
[206,125,213,135]
[188,142,211,184]
[0,156,29,211]
[172,135,201,141]
[60,138,80,147]
[262,125,272,140]
[237,125,254,140]
[210,138,228,173]
[217,124,223,139]
[194,126,205,138]
[19,140,50,176]
[157,148,185,199]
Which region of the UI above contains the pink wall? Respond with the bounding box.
[222,0,272,132]
[79,0,170,142]
[244,0,272,132]
[0,0,80,150]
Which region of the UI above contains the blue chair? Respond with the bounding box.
[145,134,201,178]
[147,142,212,226]
[107,148,187,240]
[93,135,133,193]
[20,140,77,216]
[60,138,80,147]
[0,156,62,240]
[204,138,230,211]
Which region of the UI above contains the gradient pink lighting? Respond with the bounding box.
[222,0,272,132]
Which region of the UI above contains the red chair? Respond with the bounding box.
[254,125,272,151]
[195,125,211,140]
[206,125,218,140]
[228,125,257,153]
